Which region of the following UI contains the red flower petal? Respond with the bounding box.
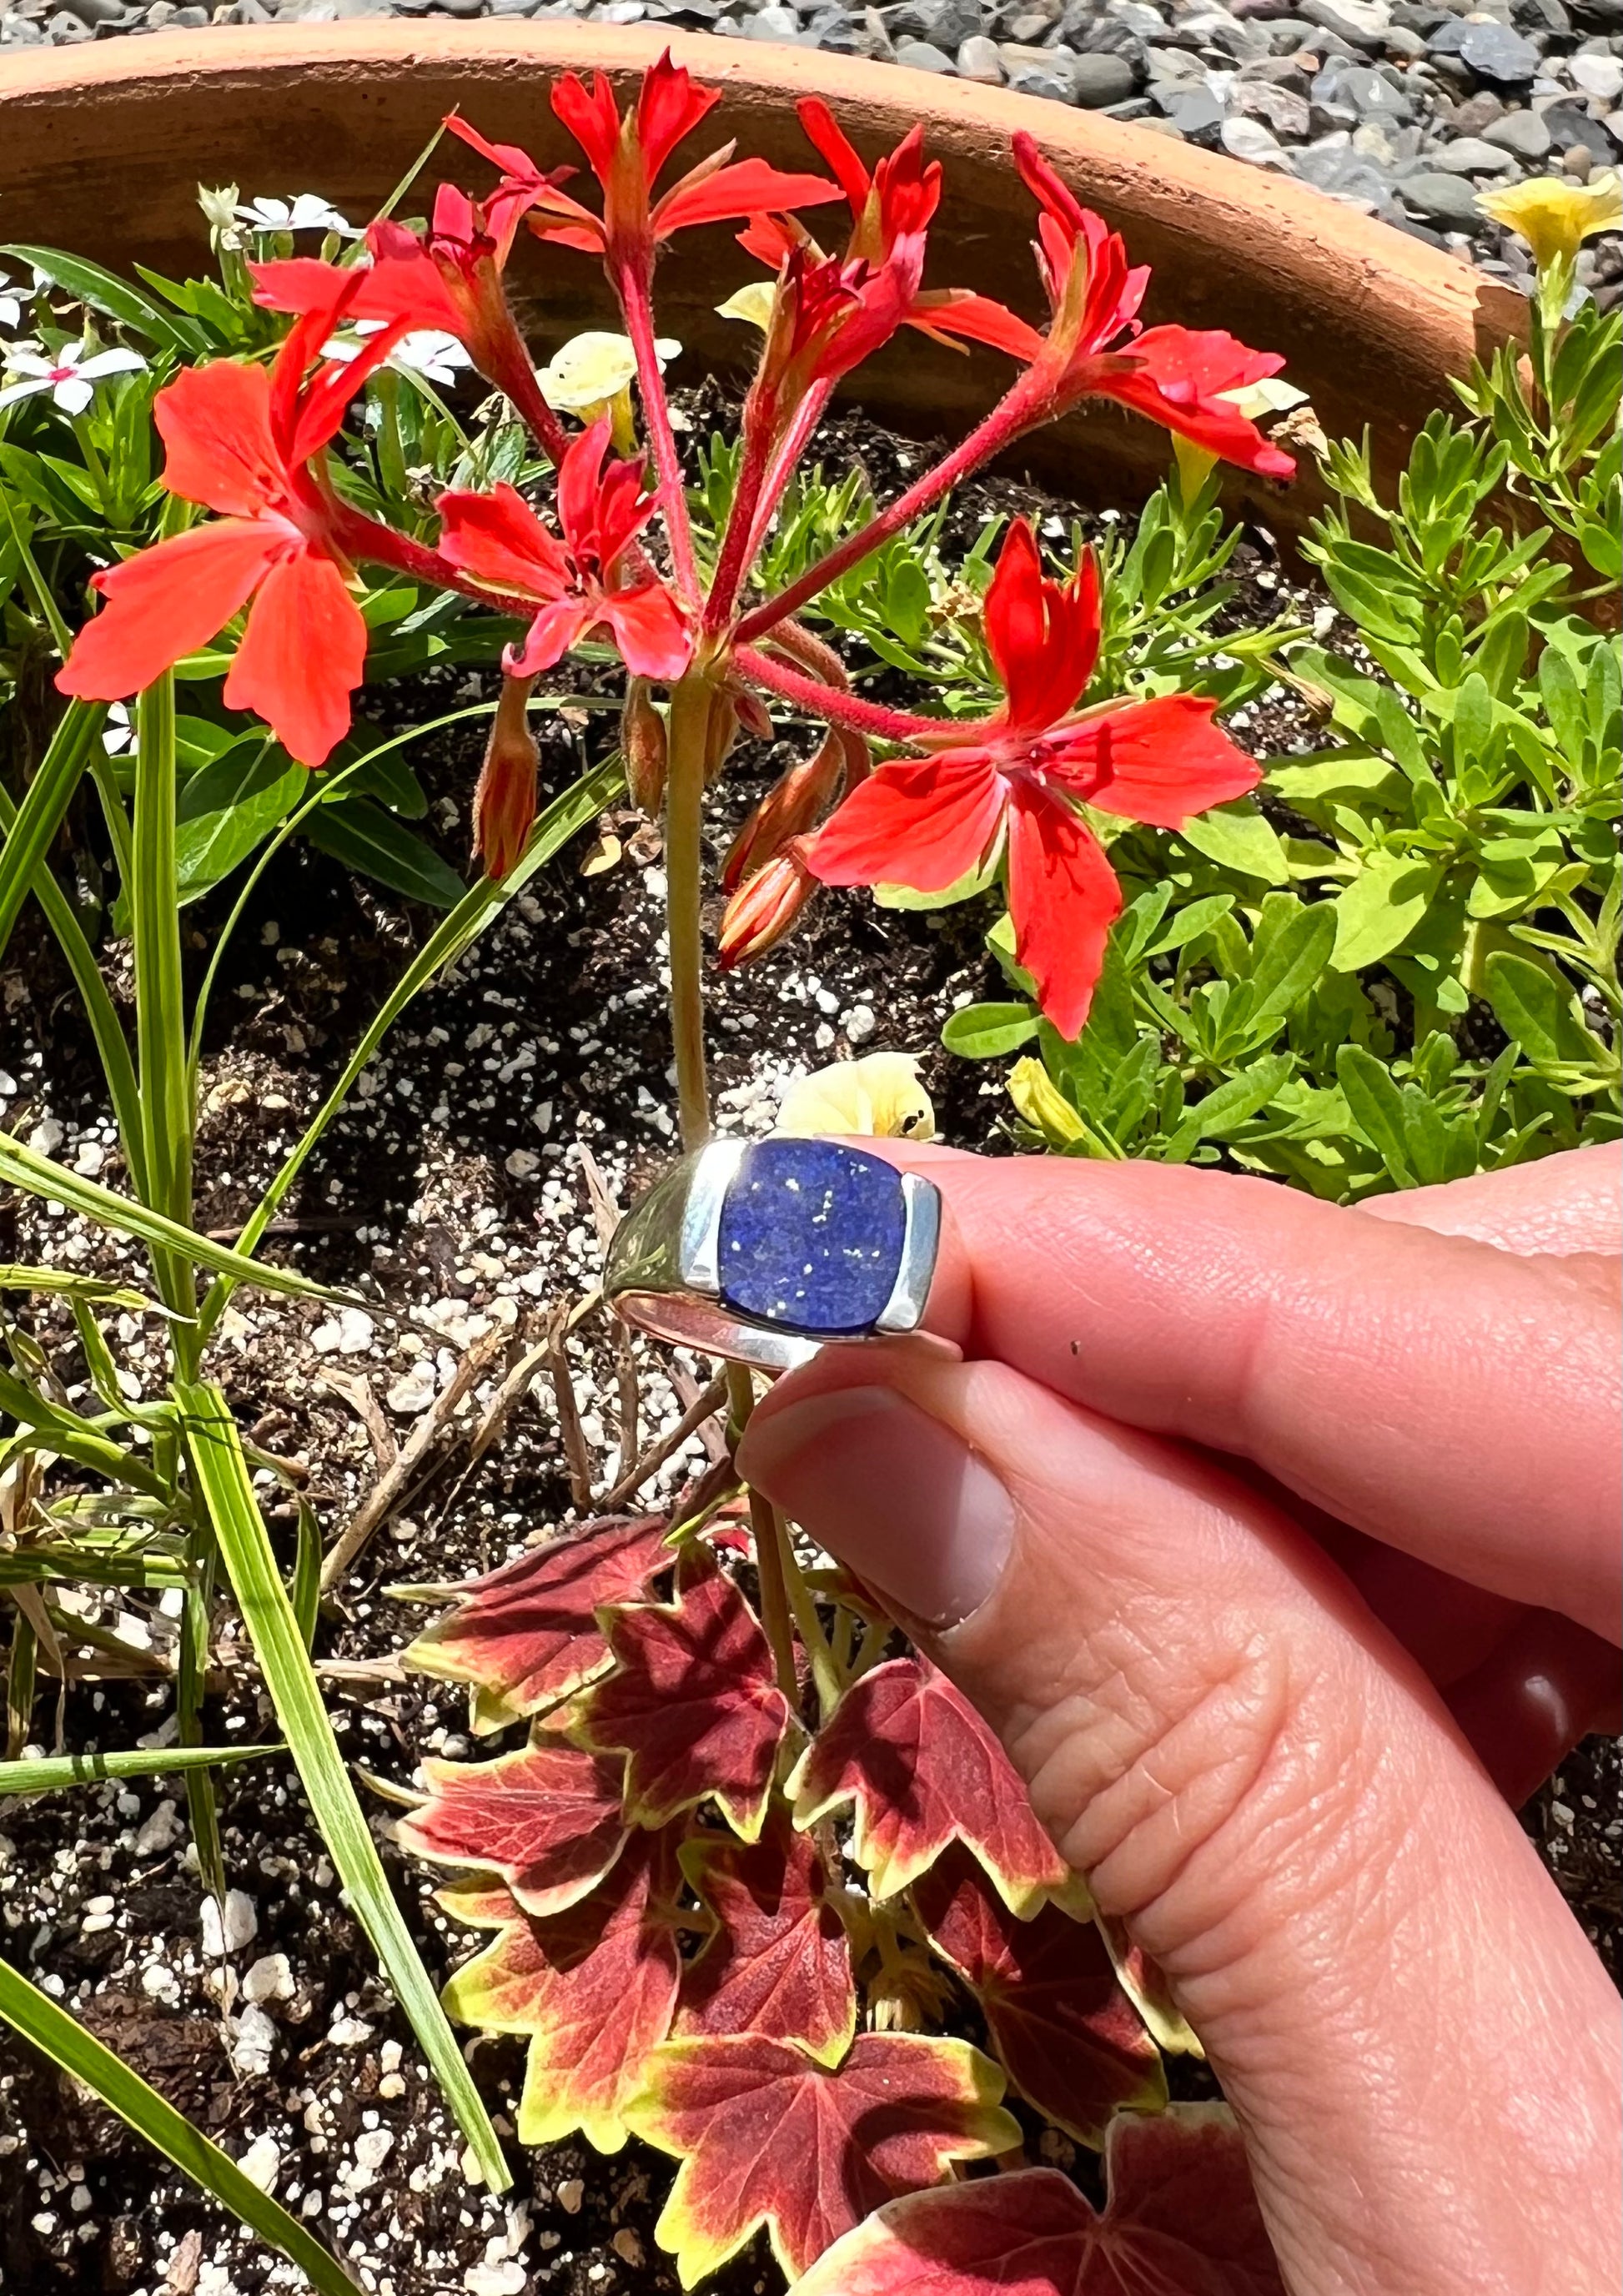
[810,751,1005,896]
[56,520,279,703]
[1006,781,1123,1042]
[153,361,280,517]
[436,480,570,599]
[796,95,873,215]
[636,51,722,183]
[222,545,366,768]
[508,596,594,681]
[983,521,1099,734]
[912,290,1046,363]
[603,582,692,682]
[1047,693,1260,828]
[1103,326,1295,480]
[551,69,621,186]
[656,158,845,239]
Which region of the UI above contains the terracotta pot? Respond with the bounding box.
[0,23,1521,532]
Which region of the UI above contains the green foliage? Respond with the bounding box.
[938,400,1618,1196]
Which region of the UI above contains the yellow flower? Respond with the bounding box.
[1475,172,1622,273]
[535,330,680,454]
[716,281,779,334]
[774,1053,936,1141]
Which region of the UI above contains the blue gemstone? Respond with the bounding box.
[717,1139,906,1335]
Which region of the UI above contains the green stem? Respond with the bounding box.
[131,677,196,1329]
[663,673,716,1155]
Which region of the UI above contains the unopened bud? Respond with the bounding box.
[472,675,540,881]
[704,687,741,786]
[621,679,668,816]
[716,838,818,970]
[722,732,845,893]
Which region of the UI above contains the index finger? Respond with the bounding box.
[884,1147,1620,1627]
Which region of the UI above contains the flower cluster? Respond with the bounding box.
[57,51,1293,1037]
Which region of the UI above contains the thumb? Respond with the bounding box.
[738,1350,1621,2296]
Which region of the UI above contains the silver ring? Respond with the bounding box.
[605,1138,942,1371]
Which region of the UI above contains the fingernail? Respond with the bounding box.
[738,1388,1014,1627]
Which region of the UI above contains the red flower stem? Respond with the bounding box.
[734,374,1043,646]
[734,644,938,743]
[616,259,701,608]
[487,328,572,468]
[702,377,781,639]
[743,384,834,566]
[332,505,539,624]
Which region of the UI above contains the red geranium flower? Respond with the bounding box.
[57,286,404,767]
[928,135,1295,482]
[485,53,842,277]
[809,519,1261,1037]
[251,149,570,457]
[435,418,691,681]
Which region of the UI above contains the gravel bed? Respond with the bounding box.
[0,0,1619,304]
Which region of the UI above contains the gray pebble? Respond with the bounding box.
[1165,83,1227,128]
[1568,49,1623,100]
[1481,103,1552,153]
[1401,164,1485,222]
[1541,100,1619,160]
[1299,0,1391,43]
[1457,18,1540,78]
[1068,47,1138,97]
[1221,110,1294,156]
[1432,130,1520,167]
[895,33,957,59]
[57,0,123,23]
[1231,73,1312,128]
[955,27,1004,71]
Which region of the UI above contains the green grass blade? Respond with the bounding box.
[0,783,148,1201]
[197,754,621,1344]
[0,1955,359,2296]
[290,1495,321,1653]
[0,1267,161,1311]
[0,1367,171,1500]
[178,1525,226,1903]
[0,1743,281,1795]
[0,699,103,966]
[132,676,195,1317]
[0,1129,345,1303]
[0,1544,188,1590]
[175,1378,509,2193]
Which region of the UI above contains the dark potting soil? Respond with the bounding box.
[0,403,1615,2296]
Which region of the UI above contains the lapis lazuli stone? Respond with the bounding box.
[718,1139,906,1334]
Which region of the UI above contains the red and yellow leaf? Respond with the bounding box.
[625,2030,1019,2287]
[396,1742,628,1917]
[576,1551,790,1838]
[676,1811,855,2066]
[403,1514,674,1729]
[1097,1911,1205,2057]
[791,1658,1075,1917]
[913,1849,1165,2145]
[440,1830,684,2154]
[791,2108,1286,2295]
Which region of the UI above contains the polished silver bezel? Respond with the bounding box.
[873,1170,941,1335]
[675,1137,746,1298]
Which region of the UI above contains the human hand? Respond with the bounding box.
[737,1142,1622,2296]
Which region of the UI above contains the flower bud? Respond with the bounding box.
[716,838,819,970]
[722,731,845,893]
[472,674,540,881]
[703,686,741,786]
[621,679,668,816]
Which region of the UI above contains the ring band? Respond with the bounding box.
[605,1137,942,1371]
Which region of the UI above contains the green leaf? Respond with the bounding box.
[0,1743,280,1796]
[176,741,306,902]
[1245,900,1338,1032]
[306,797,467,908]
[0,1129,342,1303]
[3,244,208,358]
[0,1366,171,1498]
[0,699,103,967]
[1161,1054,1294,1164]
[0,1957,359,2296]
[176,1379,509,2192]
[1484,954,1599,1071]
[1335,1044,1416,1185]
[1329,852,1440,972]
[941,1003,1040,1060]
[1173,800,1289,884]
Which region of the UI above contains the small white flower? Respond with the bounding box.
[234,194,359,239]
[102,703,133,757]
[0,340,148,418]
[321,322,472,389]
[0,272,26,332]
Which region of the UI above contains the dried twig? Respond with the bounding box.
[670,1359,731,1465]
[546,1304,596,1514]
[319,1319,515,1596]
[575,1144,624,1253]
[597,1372,727,1513]
[318,1366,399,1477]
